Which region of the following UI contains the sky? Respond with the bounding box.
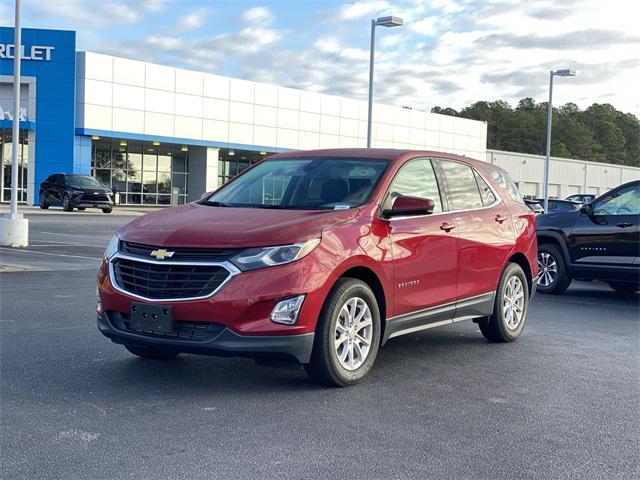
[2,0,639,115]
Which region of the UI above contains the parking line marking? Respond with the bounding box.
[40,231,112,240]
[0,247,101,260]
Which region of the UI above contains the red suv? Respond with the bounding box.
[97,149,538,386]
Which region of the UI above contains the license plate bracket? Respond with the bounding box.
[130,304,174,333]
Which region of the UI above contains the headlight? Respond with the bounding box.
[230,238,320,271]
[104,234,119,259]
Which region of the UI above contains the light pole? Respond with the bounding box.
[367,16,403,148]
[543,68,576,213]
[0,0,28,247]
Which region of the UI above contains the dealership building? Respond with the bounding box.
[0,26,637,207]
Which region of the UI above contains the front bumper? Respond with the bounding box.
[97,311,315,364]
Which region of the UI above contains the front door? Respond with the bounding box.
[385,158,459,322]
[569,182,640,281]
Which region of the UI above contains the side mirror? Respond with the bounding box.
[580,203,592,215]
[383,195,435,218]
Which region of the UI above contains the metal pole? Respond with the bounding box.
[366,19,376,148]
[10,0,21,215]
[543,70,553,213]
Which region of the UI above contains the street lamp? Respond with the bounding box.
[367,16,403,148]
[543,68,576,213]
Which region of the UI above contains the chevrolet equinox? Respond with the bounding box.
[97,149,538,386]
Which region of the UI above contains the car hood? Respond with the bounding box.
[118,202,360,248]
[536,210,580,229]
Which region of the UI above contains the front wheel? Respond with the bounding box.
[305,278,381,387]
[39,192,49,209]
[124,345,180,359]
[537,244,571,294]
[479,263,530,342]
[607,282,639,294]
[102,208,112,214]
[62,194,73,212]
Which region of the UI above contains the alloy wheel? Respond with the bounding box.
[334,297,373,371]
[503,276,525,330]
[537,252,558,287]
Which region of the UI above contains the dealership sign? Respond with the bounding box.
[0,44,54,61]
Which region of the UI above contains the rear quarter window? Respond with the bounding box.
[485,165,523,204]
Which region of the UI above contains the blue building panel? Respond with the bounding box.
[0,27,76,205]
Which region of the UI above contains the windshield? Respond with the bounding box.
[205,158,389,210]
[66,176,105,188]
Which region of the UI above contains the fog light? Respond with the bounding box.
[270,295,305,325]
[96,285,102,314]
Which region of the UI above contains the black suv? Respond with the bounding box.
[536,180,639,294]
[39,174,114,213]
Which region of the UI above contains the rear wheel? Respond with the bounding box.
[77,207,86,211]
[537,244,571,294]
[124,345,180,359]
[62,194,73,212]
[607,282,639,294]
[479,263,529,342]
[304,278,381,387]
[39,192,49,209]
[102,207,112,214]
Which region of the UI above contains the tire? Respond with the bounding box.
[304,278,381,387]
[124,345,180,359]
[62,194,73,212]
[479,263,530,343]
[607,282,639,294]
[39,192,49,209]
[537,244,571,294]
[102,208,112,214]
[77,207,85,211]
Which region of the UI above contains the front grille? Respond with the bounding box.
[120,241,238,262]
[112,257,231,299]
[80,194,109,202]
[108,311,225,341]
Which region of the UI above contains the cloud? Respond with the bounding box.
[479,29,640,50]
[337,1,391,20]
[177,9,208,31]
[242,6,276,25]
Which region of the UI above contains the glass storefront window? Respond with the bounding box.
[91,139,189,206]
[1,129,29,203]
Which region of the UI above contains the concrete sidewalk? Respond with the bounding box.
[0,205,163,217]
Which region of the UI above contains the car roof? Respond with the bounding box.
[268,148,491,169]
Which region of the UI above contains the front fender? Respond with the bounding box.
[536,230,571,264]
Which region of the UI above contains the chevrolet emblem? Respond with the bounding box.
[150,249,175,260]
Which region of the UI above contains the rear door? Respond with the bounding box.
[435,159,514,309]
[385,158,459,322]
[569,182,640,279]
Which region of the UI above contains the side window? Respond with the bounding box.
[386,159,443,213]
[52,174,63,187]
[593,184,640,215]
[438,160,483,210]
[474,170,497,206]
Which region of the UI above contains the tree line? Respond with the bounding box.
[431,99,640,167]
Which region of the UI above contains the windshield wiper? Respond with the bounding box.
[205,201,231,207]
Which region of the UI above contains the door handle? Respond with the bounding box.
[617,222,633,228]
[495,214,508,224]
[440,222,455,232]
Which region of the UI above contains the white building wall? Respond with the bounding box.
[76,52,487,159]
[486,149,640,198]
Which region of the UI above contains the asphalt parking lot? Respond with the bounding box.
[1,212,638,480]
